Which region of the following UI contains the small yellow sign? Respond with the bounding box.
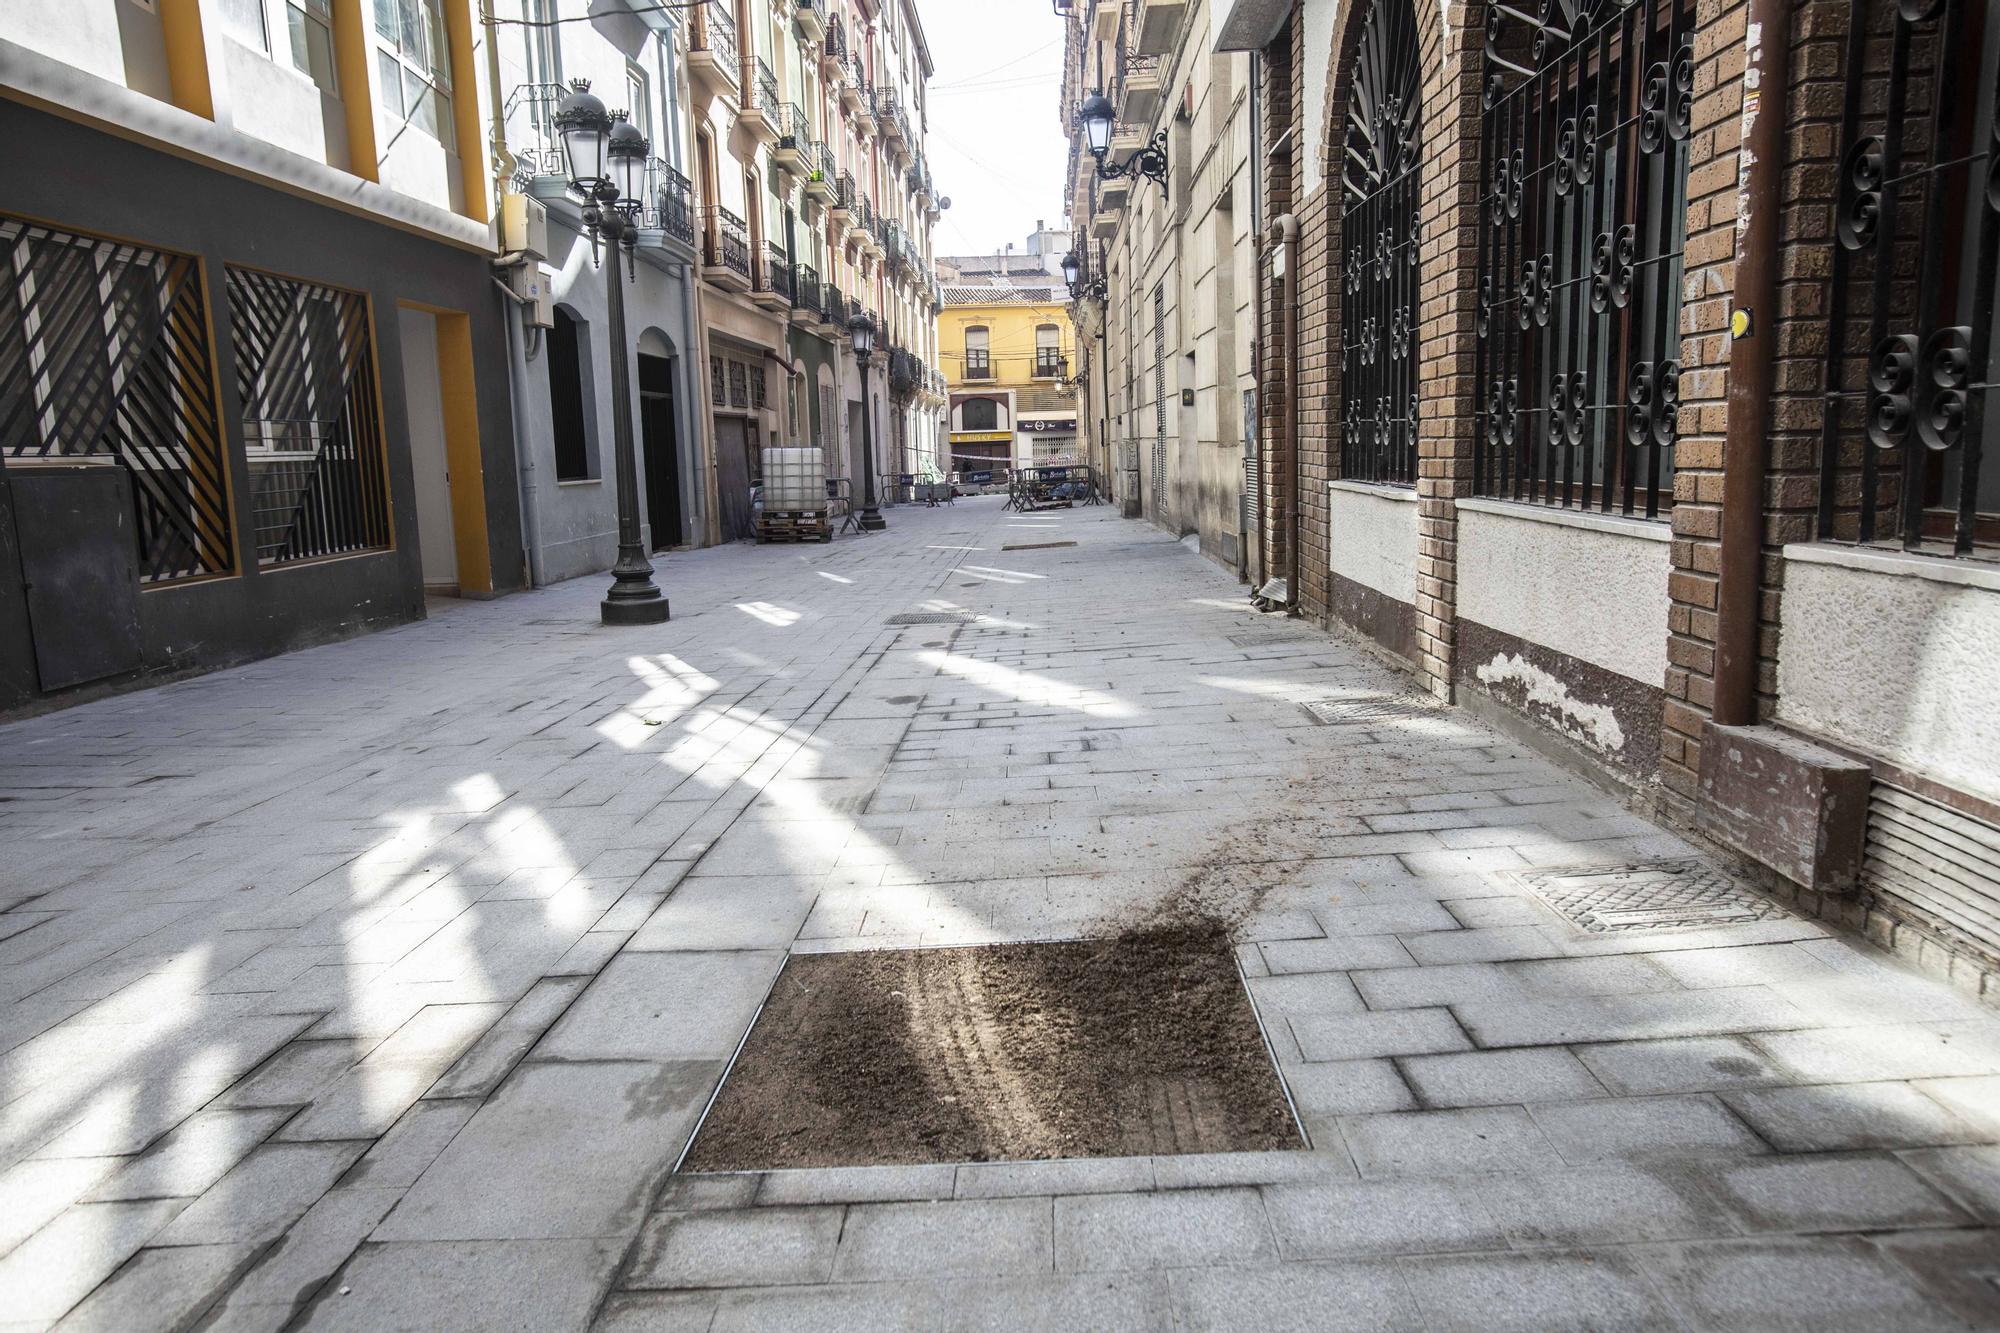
[950,431,1013,443]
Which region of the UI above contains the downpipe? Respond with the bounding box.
[1713,0,1789,726]
[492,268,546,590]
[1277,213,1300,611]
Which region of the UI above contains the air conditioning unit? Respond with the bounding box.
[500,192,549,261]
[508,263,554,330]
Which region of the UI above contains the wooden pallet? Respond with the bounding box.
[756,510,832,543]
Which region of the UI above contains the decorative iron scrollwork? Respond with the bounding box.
[1339,0,1421,486]
[1474,0,1692,516]
[1867,334,1919,452]
[1836,136,1885,251]
[1916,326,1970,452]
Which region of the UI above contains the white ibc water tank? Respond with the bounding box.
[761,447,827,512]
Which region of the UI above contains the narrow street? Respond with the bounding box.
[3,498,1997,1330]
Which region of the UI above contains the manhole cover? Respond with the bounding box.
[1510,859,1792,934]
[884,611,972,625]
[1000,541,1078,551]
[1300,694,1436,726]
[682,930,1301,1171]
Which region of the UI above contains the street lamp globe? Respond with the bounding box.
[553,80,611,192]
[1060,251,1081,290]
[1078,92,1115,160]
[606,116,650,212]
[848,309,876,359]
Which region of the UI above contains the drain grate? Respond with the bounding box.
[1511,859,1792,934]
[1300,694,1437,726]
[884,611,973,625]
[1000,541,1079,551]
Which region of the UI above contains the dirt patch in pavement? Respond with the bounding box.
[682,924,1300,1170]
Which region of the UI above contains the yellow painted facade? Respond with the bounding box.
[940,295,1077,472]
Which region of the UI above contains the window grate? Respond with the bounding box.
[1818,0,2000,557]
[0,215,236,582]
[1338,0,1420,487]
[1471,0,1693,517]
[225,265,390,565]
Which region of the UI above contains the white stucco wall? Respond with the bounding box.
[9,0,128,86]
[1328,481,1418,605]
[1456,499,1671,686]
[1776,545,2000,805]
[222,37,338,166]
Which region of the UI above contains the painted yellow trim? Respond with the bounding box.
[331,0,380,182]
[442,0,488,225]
[157,0,217,120]
[428,309,494,595]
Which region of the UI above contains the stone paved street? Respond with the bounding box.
[3,497,1999,1330]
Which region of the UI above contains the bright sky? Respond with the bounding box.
[917,1,1071,259]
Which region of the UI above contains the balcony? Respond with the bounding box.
[822,17,847,81]
[794,0,825,43]
[701,206,753,292]
[736,58,780,148]
[1120,52,1162,121]
[963,353,993,382]
[1101,171,1131,213]
[1091,206,1118,241]
[1135,0,1187,55]
[791,264,822,324]
[636,161,699,267]
[829,171,856,226]
[772,104,810,177]
[849,195,875,249]
[1035,351,1067,380]
[850,64,877,135]
[818,280,845,334]
[803,143,837,204]
[688,0,738,103]
[875,90,907,148]
[756,242,792,311]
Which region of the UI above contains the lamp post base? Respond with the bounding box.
[601,592,670,625]
[857,506,887,532]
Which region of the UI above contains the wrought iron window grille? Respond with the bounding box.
[1338,0,1422,487]
[1818,0,2000,557]
[1470,0,1694,517]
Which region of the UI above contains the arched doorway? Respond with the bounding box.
[1338,0,1421,487]
[636,328,683,552]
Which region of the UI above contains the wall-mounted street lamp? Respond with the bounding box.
[1077,92,1168,191]
[554,79,669,626]
[848,310,887,532]
[1060,250,1105,303]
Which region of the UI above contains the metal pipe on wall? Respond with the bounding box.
[1275,212,1299,610]
[1712,0,1790,726]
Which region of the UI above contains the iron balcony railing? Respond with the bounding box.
[822,279,843,322]
[825,15,847,61]
[844,51,868,98]
[645,161,696,245]
[763,243,792,301]
[795,263,822,317]
[835,171,856,210]
[964,352,993,380]
[874,90,907,141]
[1036,351,1067,379]
[702,206,750,278]
[693,0,736,67]
[857,195,875,233]
[778,103,812,154]
[752,58,780,117]
[809,142,837,188]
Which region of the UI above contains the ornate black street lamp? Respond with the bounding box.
[848,309,886,532]
[554,79,669,625]
[1060,249,1105,302]
[1077,92,1168,191]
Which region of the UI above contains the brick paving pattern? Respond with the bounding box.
[2,498,1997,1330]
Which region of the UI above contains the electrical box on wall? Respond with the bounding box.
[509,264,554,330]
[500,193,549,260]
